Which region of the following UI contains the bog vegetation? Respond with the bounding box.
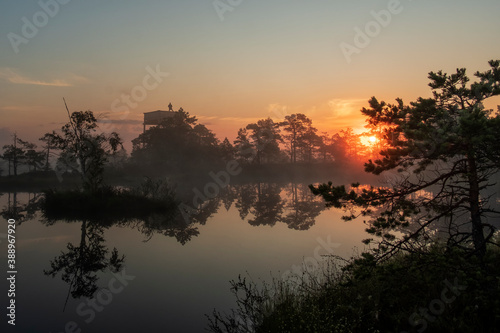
[1,61,500,332]
[207,61,500,332]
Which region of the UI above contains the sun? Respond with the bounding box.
[360,134,380,148]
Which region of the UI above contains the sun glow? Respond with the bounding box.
[360,134,380,151]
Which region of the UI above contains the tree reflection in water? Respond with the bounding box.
[233,182,325,229]
[43,220,124,306]
[247,183,284,227]
[0,182,328,306]
[0,191,42,224]
[282,182,325,230]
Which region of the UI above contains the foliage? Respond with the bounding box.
[41,179,203,245]
[233,127,256,163]
[1,141,24,176]
[23,145,45,172]
[220,137,236,162]
[1,134,45,175]
[245,118,283,164]
[280,113,318,164]
[48,110,123,192]
[329,127,365,163]
[310,60,500,259]
[42,184,177,223]
[131,109,222,173]
[0,191,43,223]
[44,220,125,299]
[232,113,352,165]
[207,245,500,332]
[39,131,59,171]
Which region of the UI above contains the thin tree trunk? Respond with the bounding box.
[467,153,486,257]
[13,133,18,176]
[45,146,50,171]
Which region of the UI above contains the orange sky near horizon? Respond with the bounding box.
[1,1,499,153]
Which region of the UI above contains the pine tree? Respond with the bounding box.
[311,60,500,259]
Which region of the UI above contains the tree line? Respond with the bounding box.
[1,133,52,176]
[130,110,373,174]
[1,108,374,182]
[206,60,500,333]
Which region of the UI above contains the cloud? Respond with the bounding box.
[265,99,366,122]
[217,116,259,122]
[1,105,50,112]
[0,105,30,111]
[0,68,89,87]
[197,115,218,121]
[98,119,142,125]
[327,99,366,118]
[198,115,261,123]
[67,73,91,84]
[267,103,289,119]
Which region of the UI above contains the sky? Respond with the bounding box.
[1,0,499,153]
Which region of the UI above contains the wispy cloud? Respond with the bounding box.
[0,68,88,87]
[0,105,48,112]
[210,116,261,122]
[98,119,142,125]
[327,98,366,118]
[194,115,239,122]
[266,100,366,121]
[67,73,91,84]
[267,103,290,120]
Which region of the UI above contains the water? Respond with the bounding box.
[0,184,369,332]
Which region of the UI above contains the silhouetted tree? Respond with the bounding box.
[330,128,363,163]
[245,118,282,164]
[233,128,254,163]
[1,134,24,176]
[219,137,236,162]
[17,138,44,172]
[131,109,222,174]
[39,132,59,171]
[317,132,335,162]
[1,135,45,174]
[192,123,220,147]
[47,110,122,192]
[280,114,315,163]
[298,125,321,163]
[311,60,500,259]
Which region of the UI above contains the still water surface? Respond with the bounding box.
[0,183,368,332]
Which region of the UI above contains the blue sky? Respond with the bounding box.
[1,0,499,151]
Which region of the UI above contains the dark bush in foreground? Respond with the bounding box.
[208,245,500,332]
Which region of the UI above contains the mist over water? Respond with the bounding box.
[0,180,370,332]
